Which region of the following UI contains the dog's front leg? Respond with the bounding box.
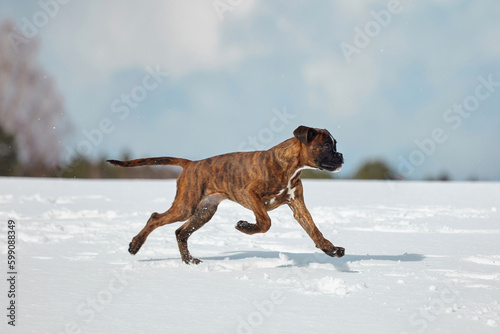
[288,184,344,258]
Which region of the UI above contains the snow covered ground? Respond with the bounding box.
[1,177,499,333]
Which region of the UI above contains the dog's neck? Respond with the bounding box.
[269,138,315,181]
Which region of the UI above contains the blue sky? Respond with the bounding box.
[1,0,499,180]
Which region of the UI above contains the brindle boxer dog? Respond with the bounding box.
[108,125,344,264]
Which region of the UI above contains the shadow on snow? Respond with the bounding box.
[140,251,425,272]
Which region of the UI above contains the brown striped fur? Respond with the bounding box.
[108,125,344,264]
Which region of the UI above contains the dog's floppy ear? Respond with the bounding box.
[293,126,318,145]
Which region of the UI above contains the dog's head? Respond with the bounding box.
[293,125,344,173]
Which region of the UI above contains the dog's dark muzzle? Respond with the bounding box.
[319,152,344,172]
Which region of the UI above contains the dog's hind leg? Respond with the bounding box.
[175,195,224,264]
[128,172,197,255]
[128,205,189,255]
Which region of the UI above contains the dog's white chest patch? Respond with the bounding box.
[278,166,316,202]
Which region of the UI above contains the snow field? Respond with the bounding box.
[0,178,499,333]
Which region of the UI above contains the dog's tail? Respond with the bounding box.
[107,157,191,168]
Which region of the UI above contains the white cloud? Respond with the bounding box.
[334,1,371,24]
[303,56,380,117]
[42,0,255,82]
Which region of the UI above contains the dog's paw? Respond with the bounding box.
[128,236,144,255]
[182,255,202,265]
[323,246,345,258]
[235,220,253,233]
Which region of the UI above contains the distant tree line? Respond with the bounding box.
[0,124,180,178]
[1,124,451,180]
[301,159,453,181]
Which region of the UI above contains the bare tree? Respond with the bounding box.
[0,20,70,176]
